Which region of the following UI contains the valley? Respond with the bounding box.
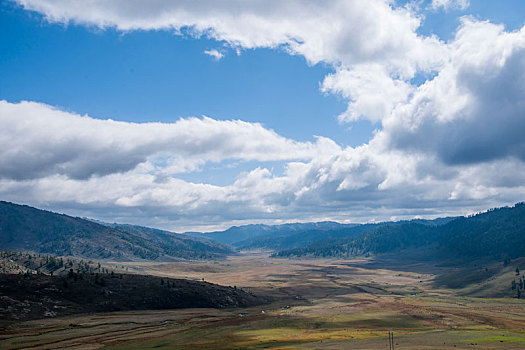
[2,251,524,349]
[1,202,524,349]
[4,2,525,348]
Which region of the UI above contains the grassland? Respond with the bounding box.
[1,251,524,349]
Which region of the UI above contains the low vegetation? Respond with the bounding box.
[0,250,127,276]
[2,253,524,349]
[0,271,269,324]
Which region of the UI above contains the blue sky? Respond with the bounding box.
[1,0,525,231]
[1,2,359,144]
[417,0,525,38]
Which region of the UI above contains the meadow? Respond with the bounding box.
[1,251,524,349]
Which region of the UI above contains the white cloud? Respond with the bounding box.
[3,96,524,230]
[431,0,470,11]
[321,64,413,124]
[15,0,443,67]
[4,0,525,230]
[380,19,525,165]
[0,100,338,180]
[204,49,224,60]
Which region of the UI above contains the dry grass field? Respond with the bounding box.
[1,251,525,349]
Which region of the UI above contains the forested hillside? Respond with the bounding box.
[274,203,525,260]
[194,218,453,251]
[273,223,438,258]
[0,201,232,261]
[0,272,268,322]
[190,222,356,246]
[437,203,525,260]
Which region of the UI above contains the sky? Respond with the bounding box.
[1,0,525,231]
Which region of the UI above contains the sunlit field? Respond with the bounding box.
[2,252,524,349]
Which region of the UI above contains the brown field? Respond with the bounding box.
[1,251,525,349]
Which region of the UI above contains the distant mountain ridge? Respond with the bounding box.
[274,203,525,260]
[189,217,456,252]
[189,221,356,246]
[3,200,522,263]
[0,201,232,261]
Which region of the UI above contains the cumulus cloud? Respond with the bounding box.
[321,64,413,124]
[380,19,525,165]
[15,0,443,67]
[3,134,524,231]
[3,0,525,230]
[431,0,470,11]
[0,100,338,180]
[204,49,224,60]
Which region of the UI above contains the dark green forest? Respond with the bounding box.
[0,201,232,261]
[274,203,525,261]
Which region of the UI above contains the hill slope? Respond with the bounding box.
[0,201,232,261]
[438,204,525,260]
[189,222,357,246]
[191,217,454,252]
[275,203,525,260]
[0,273,269,323]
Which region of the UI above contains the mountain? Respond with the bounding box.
[273,222,439,258]
[189,217,455,252]
[234,224,376,251]
[0,201,232,261]
[438,203,525,260]
[189,221,356,246]
[274,203,525,260]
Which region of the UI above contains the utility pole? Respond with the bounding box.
[392,331,394,350]
[388,331,395,350]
